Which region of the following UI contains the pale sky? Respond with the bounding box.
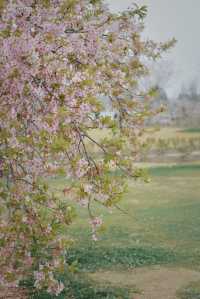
[108,0,200,97]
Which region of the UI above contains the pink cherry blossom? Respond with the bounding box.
[0,0,174,295]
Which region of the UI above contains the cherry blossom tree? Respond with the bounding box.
[0,0,175,295]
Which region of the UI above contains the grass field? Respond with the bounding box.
[21,127,200,298]
[144,126,200,139]
[89,127,200,142]
[29,162,200,298]
[68,163,200,262]
[181,128,200,134]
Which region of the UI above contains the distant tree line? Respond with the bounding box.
[149,80,200,127]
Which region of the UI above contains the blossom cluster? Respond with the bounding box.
[0,0,174,295]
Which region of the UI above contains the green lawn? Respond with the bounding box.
[21,127,200,297]
[181,128,200,134]
[29,163,200,298]
[177,280,200,299]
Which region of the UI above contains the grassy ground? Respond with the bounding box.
[181,128,200,134]
[89,127,200,142]
[28,127,200,298]
[66,163,200,264]
[144,127,200,139]
[177,280,200,299]
[28,162,200,298]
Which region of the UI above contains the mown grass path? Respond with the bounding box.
[90,266,200,299]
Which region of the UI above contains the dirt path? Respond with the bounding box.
[90,266,200,299]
